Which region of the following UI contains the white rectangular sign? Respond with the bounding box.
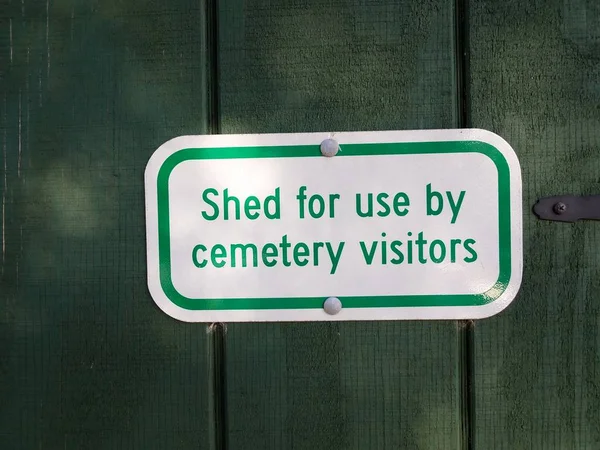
[145,129,522,322]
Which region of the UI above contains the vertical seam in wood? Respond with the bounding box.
[458,321,474,450]
[207,0,220,135]
[209,323,229,450]
[455,0,474,449]
[455,0,471,128]
[206,0,227,448]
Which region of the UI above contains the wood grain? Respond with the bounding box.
[0,1,212,448]
[469,0,600,448]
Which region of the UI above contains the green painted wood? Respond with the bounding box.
[469,1,600,448]
[219,1,462,448]
[0,1,212,448]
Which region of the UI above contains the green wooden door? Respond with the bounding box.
[1,0,598,448]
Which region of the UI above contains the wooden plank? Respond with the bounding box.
[218,1,462,448]
[0,1,212,448]
[469,1,600,447]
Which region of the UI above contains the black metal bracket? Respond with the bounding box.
[533,195,600,223]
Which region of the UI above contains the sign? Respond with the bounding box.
[145,129,522,322]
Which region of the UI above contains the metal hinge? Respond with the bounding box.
[533,195,600,223]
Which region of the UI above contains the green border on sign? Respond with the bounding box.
[156,141,511,310]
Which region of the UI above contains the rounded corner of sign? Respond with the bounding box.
[466,128,505,143]
[158,135,196,151]
[475,296,516,320]
[148,288,198,323]
[144,274,185,321]
[476,276,523,319]
[157,135,192,155]
[469,129,520,160]
[145,135,206,177]
[166,309,200,323]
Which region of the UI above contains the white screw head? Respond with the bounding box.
[320,139,339,157]
[323,297,342,315]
